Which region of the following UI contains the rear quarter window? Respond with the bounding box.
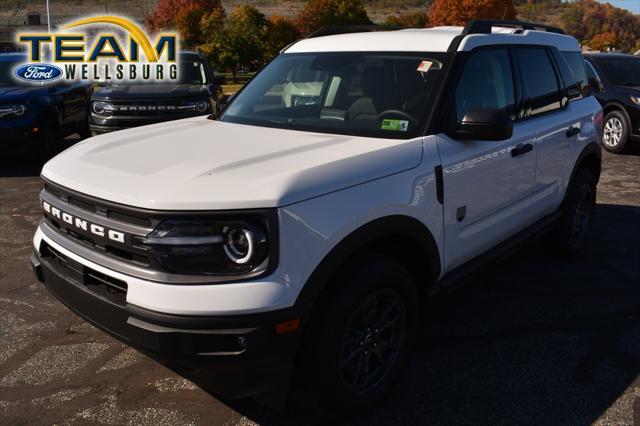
[561,51,589,98]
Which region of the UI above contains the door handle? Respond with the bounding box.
[566,126,581,138]
[511,143,533,158]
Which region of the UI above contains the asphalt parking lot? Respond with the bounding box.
[1,143,639,425]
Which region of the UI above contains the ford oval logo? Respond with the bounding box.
[14,63,63,82]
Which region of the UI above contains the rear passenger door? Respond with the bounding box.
[513,47,589,216]
[437,48,539,273]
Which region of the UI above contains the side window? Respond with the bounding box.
[585,60,600,82]
[514,48,563,117]
[551,50,582,100]
[561,51,589,96]
[453,49,516,123]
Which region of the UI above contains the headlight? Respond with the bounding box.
[92,101,114,116]
[0,104,27,118]
[12,104,26,116]
[184,100,209,113]
[139,214,275,277]
[630,96,640,106]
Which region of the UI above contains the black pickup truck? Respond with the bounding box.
[0,53,91,162]
[89,51,218,135]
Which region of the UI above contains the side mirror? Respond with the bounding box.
[588,77,603,92]
[453,107,513,141]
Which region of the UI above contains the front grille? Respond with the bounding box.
[107,99,201,117]
[40,241,127,305]
[44,183,152,228]
[41,181,158,269]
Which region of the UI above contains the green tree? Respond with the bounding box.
[201,5,267,82]
[263,16,300,62]
[296,0,371,36]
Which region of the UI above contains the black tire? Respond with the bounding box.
[549,168,597,256]
[78,117,92,140]
[38,121,59,164]
[294,255,419,417]
[602,110,629,153]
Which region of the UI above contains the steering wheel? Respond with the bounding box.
[377,109,419,125]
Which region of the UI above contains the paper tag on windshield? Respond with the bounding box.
[381,119,409,132]
[417,61,433,72]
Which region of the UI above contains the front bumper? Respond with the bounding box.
[31,243,311,400]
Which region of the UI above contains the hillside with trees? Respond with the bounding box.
[2,0,638,78]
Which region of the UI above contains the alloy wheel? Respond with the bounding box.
[603,117,623,148]
[339,288,406,394]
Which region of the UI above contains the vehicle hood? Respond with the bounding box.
[42,117,423,210]
[92,84,210,100]
[0,85,48,102]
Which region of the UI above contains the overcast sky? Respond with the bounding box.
[596,0,640,14]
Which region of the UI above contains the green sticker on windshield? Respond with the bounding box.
[381,119,409,132]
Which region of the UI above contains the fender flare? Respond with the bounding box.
[294,215,441,305]
[564,141,602,203]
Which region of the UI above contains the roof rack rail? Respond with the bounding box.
[462,19,565,35]
[306,25,405,39]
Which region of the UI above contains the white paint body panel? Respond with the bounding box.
[34,28,600,316]
[287,27,580,54]
[42,117,422,210]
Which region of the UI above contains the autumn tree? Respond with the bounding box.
[589,31,617,51]
[263,16,300,62]
[296,0,372,36]
[429,0,517,26]
[384,12,429,28]
[559,0,640,52]
[145,0,225,49]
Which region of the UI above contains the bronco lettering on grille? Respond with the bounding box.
[42,200,126,244]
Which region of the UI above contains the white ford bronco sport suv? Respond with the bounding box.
[31,20,603,415]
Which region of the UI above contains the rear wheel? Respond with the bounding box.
[294,256,418,417]
[602,110,629,153]
[548,168,597,255]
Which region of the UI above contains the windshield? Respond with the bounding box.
[595,56,640,86]
[220,52,447,139]
[178,59,208,84]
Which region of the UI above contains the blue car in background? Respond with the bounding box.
[0,53,92,163]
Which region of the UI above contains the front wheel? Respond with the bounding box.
[548,168,597,255]
[294,256,418,417]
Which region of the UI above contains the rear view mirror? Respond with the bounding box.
[453,107,513,141]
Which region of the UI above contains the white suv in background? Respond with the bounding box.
[31,20,602,416]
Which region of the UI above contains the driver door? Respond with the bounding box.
[436,48,538,273]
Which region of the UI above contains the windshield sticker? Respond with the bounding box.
[381,119,409,132]
[417,61,433,72]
